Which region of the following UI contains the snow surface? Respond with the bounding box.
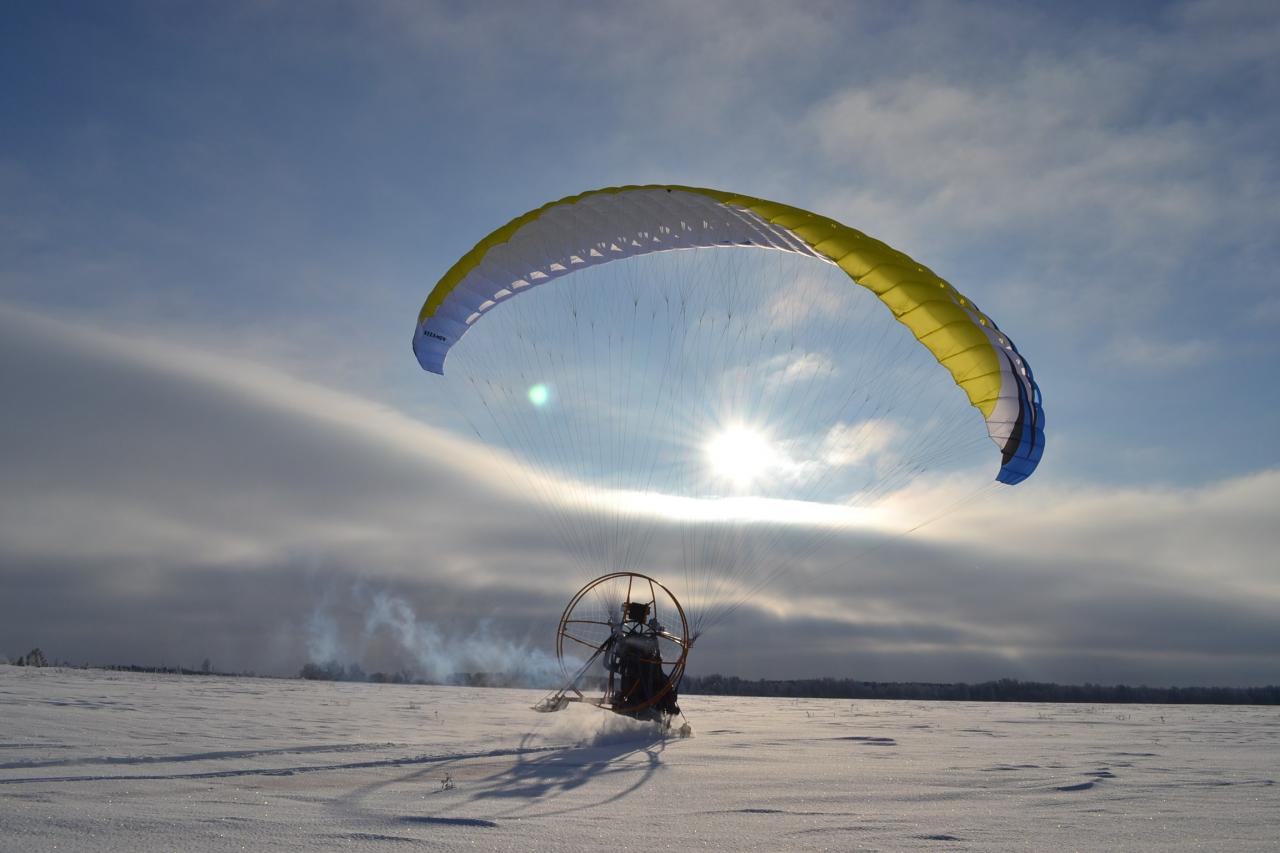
[1,665,1276,851]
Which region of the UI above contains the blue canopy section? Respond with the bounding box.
[996,352,1045,486]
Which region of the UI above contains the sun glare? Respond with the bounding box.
[705,426,777,490]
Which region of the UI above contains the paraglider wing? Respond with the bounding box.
[412,185,1043,484]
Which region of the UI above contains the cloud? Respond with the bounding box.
[763,352,837,386]
[808,68,1225,274]
[0,305,558,575]
[821,418,902,468]
[1248,295,1280,325]
[2,304,1277,684]
[921,470,1280,601]
[1107,336,1217,370]
[797,4,1280,353]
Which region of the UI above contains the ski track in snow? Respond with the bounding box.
[1,665,1278,852]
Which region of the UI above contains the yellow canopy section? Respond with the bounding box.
[707,188,1007,418]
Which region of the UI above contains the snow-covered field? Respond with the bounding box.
[1,666,1276,851]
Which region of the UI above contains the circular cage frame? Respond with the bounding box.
[554,571,691,717]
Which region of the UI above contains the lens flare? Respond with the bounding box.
[528,383,550,407]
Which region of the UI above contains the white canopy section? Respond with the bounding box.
[414,189,821,374]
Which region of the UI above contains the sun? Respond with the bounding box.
[704,425,778,490]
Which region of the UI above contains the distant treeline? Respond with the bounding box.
[8,653,1276,705]
[4,650,252,678]
[8,648,50,667]
[681,674,1280,705]
[298,660,532,687]
[94,664,250,677]
[300,661,398,683]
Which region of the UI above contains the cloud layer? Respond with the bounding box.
[2,306,1275,685]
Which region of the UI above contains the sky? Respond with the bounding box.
[2,0,1278,686]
